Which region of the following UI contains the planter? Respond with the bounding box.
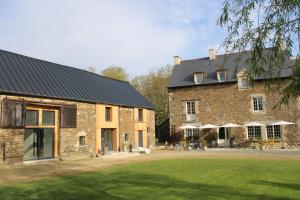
[203,146,208,151]
[187,146,192,151]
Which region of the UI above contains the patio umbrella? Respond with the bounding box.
[221,123,241,128]
[199,124,218,129]
[243,122,264,127]
[270,121,296,126]
[179,124,198,129]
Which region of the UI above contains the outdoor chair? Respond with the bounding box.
[286,135,300,149]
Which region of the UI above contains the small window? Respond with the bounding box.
[105,107,112,121]
[194,73,205,84]
[79,136,85,146]
[26,110,39,125]
[186,101,195,115]
[125,133,129,142]
[147,127,150,133]
[217,70,228,82]
[267,125,281,139]
[241,78,249,89]
[42,111,55,126]
[186,129,193,137]
[253,97,264,111]
[138,109,143,121]
[247,126,261,139]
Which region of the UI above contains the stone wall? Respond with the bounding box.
[147,110,156,148]
[0,95,96,163]
[169,80,298,143]
[119,107,135,151]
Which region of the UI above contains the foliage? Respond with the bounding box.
[131,65,173,125]
[101,66,129,81]
[169,131,183,145]
[219,0,300,104]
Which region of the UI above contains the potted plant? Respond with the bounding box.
[201,139,208,150]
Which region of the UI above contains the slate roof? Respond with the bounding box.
[0,49,154,109]
[169,50,293,88]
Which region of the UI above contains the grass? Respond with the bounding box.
[0,158,300,200]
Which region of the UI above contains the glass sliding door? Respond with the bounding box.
[138,130,143,147]
[24,128,54,161]
[24,129,38,160]
[101,129,114,152]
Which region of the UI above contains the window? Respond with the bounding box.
[138,109,143,121]
[25,110,39,125]
[185,129,199,138]
[61,106,77,128]
[267,125,281,139]
[194,73,205,84]
[79,136,85,146]
[42,111,55,126]
[125,133,129,142]
[217,69,228,82]
[147,127,150,133]
[247,126,262,139]
[241,78,249,89]
[186,101,195,115]
[105,107,112,121]
[253,96,264,111]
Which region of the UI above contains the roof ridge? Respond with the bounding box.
[0,49,130,84]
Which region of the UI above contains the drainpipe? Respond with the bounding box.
[2,143,5,162]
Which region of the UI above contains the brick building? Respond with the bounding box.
[0,50,155,164]
[168,49,299,147]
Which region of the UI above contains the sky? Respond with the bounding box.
[0,0,226,77]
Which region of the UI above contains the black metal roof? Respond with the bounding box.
[0,49,154,109]
[169,50,293,88]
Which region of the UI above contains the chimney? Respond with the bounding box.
[209,49,216,60]
[173,56,182,65]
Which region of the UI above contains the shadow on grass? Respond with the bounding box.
[0,172,297,200]
[252,180,300,191]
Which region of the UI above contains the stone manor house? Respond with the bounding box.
[168,49,300,147]
[0,50,155,164]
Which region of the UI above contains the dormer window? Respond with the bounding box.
[237,69,250,89]
[216,69,228,82]
[193,72,205,84]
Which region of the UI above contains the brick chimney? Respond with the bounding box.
[209,49,216,60]
[173,56,182,65]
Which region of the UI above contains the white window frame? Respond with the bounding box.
[186,101,196,115]
[266,125,281,139]
[185,128,199,138]
[240,78,249,89]
[252,96,264,112]
[247,126,262,140]
[194,73,204,84]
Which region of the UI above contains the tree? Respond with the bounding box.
[219,0,300,104]
[101,66,129,81]
[131,65,173,125]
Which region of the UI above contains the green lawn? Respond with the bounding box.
[1,158,300,200]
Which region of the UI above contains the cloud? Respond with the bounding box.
[0,0,225,76]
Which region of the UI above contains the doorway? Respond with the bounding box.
[24,128,54,160]
[218,127,230,147]
[23,107,57,161]
[101,129,114,152]
[138,130,144,147]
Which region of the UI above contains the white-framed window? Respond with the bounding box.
[186,101,195,115]
[267,125,281,139]
[241,78,249,89]
[247,126,261,139]
[217,70,227,82]
[185,128,199,138]
[194,73,205,84]
[253,96,264,111]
